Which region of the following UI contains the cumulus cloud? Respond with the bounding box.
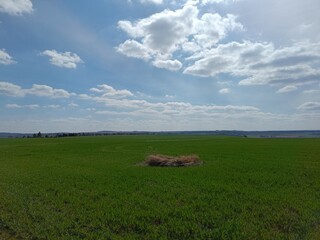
[0,82,25,97]
[41,50,83,69]
[219,88,230,94]
[277,85,298,93]
[152,59,182,71]
[184,40,320,90]
[0,0,33,15]
[118,5,198,54]
[0,81,71,98]
[5,103,21,109]
[27,84,71,98]
[117,1,319,92]
[193,13,243,48]
[117,3,242,71]
[90,84,134,99]
[0,49,16,65]
[116,40,151,60]
[115,0,320,105]
[297,102,320,111]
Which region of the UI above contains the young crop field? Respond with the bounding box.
[0,135,319,239]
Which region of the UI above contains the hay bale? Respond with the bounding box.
[145,154,201,167]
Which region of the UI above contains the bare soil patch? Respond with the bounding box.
[144,154,201,167]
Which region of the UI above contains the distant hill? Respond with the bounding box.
[1,130,320,138]
[0,132,30,138]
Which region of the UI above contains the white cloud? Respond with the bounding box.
[45,105,60,109]
[297,102,320,111]
[2,111,320,132]
[94,101,259,115]
[26,104,39,109]
[181,41,201,53]
[218,80,232,86]
[85,84,259,115]
[74,83,263,123]
[277,85,298,93]
[116,40,151,60]
[6,103,39,109]
[201,0,238,4]
[0,81,71,98]
[0,82,24,97]
[117,0,320,95]
[0,49,16,65]
[90,84,134,99]
[193,13,243,48]
[152,59,182,71]
[184,40,320,89]
[2,81,319,131]
[0,0,33,15]
[118,5,198,55]
[140,0,163,4]
[303,89,320,94]
[184,41,263,77]
[27,84,71,98]
[117,3,242,70]
[5,103,21,109]
[219,88,230,94]
[68,103,79,107]
[41,50,83,69]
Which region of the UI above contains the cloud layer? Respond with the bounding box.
[185,40,320,89]
[2,81,319,131]
[6,103,39,109]
[117,1,320,93]
[0,82,71,98]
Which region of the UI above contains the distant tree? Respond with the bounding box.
[37,131,42,138]
[33,133,37,138]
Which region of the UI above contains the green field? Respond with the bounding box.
[0,135,319,239]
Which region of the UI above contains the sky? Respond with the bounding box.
[0,0,320,133]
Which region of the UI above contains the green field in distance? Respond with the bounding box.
[0,135,319,239]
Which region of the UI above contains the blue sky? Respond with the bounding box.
[0,0,319,132]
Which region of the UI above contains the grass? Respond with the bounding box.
[0,135,319,239]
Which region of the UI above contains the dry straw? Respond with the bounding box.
[144,154,201,167]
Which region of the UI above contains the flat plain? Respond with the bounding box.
[0,135,319,239]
